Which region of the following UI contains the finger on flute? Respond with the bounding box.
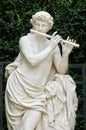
[30,29,79,48]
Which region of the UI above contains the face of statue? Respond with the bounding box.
[33,19,50,33]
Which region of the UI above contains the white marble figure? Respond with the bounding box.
[5,11,78,130]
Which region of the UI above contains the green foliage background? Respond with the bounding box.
[0,0,86,63]
[0,0,86,130]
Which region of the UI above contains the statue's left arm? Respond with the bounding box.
[53,37,74,74]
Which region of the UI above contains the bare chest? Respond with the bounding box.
[31,40,49,54]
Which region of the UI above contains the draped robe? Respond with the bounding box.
[5,54,78,130]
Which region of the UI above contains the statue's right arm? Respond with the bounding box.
[19,36,55,66]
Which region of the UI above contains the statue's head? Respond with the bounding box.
[30,11,54,31]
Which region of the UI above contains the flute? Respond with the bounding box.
[30,29,79,48]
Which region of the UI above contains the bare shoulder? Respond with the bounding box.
[19,33,33,46]
[19,33,32,42]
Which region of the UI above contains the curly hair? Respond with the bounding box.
[30,11,54,30]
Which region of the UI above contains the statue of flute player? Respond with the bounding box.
[5,11,78,130]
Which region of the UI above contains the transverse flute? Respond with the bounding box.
[30,29,79,48]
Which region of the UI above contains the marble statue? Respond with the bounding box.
[5,11,78,130]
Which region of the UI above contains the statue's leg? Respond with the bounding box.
[17,109,42,130]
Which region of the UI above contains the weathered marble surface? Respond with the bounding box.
[5,11,78,130]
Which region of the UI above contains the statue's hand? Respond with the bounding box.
[61,36,76,55]
[50,31,62,49]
